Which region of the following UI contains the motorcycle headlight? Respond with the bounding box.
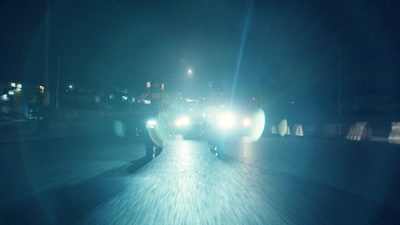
[147,119,157,129]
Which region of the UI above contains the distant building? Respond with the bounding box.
[0,81,44,115]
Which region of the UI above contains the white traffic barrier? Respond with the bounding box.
[323,123,341,138]
[293,124,304,136]
[286,126,291,135]
[346,122,370,141]
[388,122,400,144]
[271,125,278,134]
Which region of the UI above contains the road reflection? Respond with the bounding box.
[87,139,278,224]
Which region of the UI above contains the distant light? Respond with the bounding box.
[147,120,157,126]
[122,96,128,101]
[147,119,157,129]
[146,82,151,89]
[188,69,192,74]
[10,83,16,87]
[8,90,14,95]
[68,85,73,89]
[17,84,22,89]
[291,101,294,104]
[1,94,8,101]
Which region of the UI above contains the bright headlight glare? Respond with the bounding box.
[181,117,190,125]
[175,116,190,127]
[243,118,252,127]
[218,112,235,129]
[147,119,157,128]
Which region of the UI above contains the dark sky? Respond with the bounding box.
[1,0,400,103]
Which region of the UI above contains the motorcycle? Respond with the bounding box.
[202,106,258,159]
[201,108,235,159]
[136,107,171,160]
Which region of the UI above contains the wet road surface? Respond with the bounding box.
[1,136,400,224]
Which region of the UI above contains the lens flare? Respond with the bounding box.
[113,120,125,137]
[243,118,252,127]
[148,128,164,148]
[278,119,288,137]
[248,109,265,141]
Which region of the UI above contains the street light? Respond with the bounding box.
[67,84,74,92]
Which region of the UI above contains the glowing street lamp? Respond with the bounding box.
[67,84,74,92]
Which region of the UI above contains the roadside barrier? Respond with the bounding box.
[293,124,304,136]
[388,122,400,144]
[268,120,392,143]
[314,124,325,138]
[340,124,351,139]
[286,126,291,135]
[323,123,341,138]
[271,125,277,134]
[271,123,303,137]
[346,122,370,141]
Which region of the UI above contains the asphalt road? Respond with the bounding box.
[1,135,400,224]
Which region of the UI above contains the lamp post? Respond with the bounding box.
[338,47,342,117]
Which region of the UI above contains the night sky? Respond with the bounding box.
[1,0,400,105]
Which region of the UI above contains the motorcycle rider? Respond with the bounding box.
[137,80,170,117]
[137,80,171,159]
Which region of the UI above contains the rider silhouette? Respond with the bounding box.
[137,81,169,117]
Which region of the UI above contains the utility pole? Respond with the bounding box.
[329,74,332,114]
[338,47,342,117]
[56,52,60,109]
[43,0,50,107]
